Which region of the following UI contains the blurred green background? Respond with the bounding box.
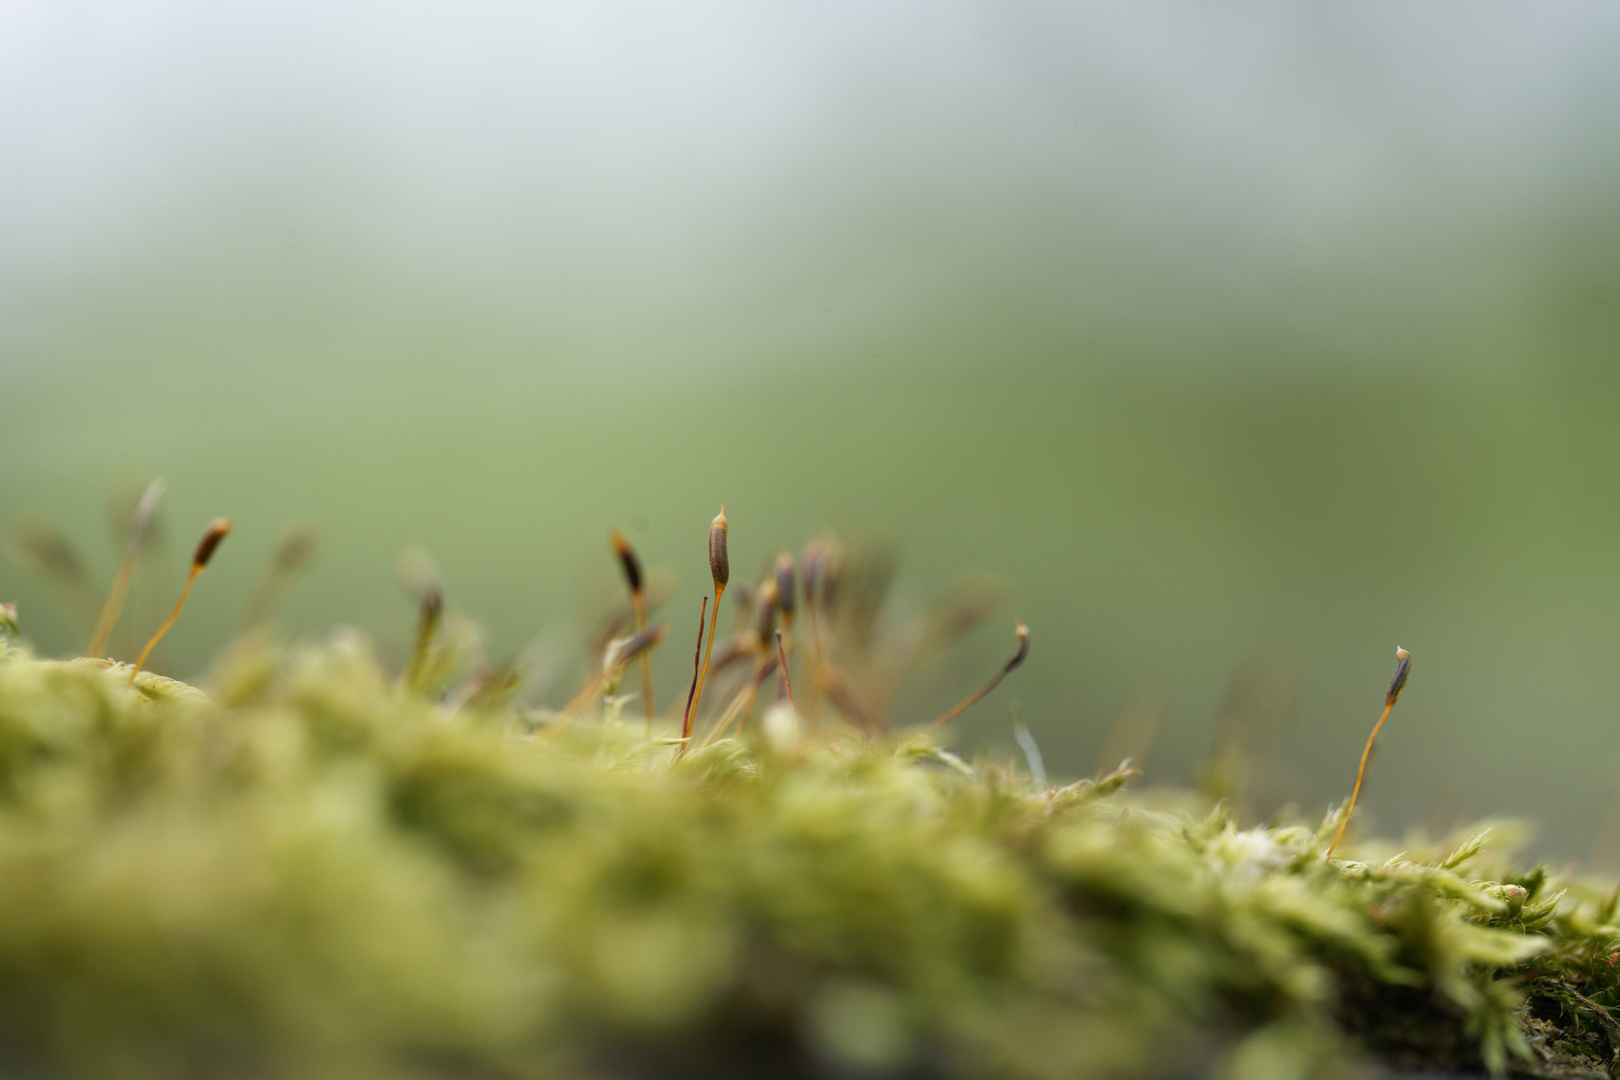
[4,4,1620,856]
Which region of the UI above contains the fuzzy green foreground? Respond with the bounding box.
[0,631,1618,1078]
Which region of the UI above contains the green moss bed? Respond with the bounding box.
[1,609,1619,1079]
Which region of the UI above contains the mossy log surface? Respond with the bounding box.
[0,628,1616,1080]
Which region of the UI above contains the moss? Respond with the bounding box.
[0,608,1616,1078]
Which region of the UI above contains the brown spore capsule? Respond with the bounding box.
[708,505,729,590]
[1385,647,1412,707]
[610,530,644,594]
[684,506,731,744]
[612,623,667,667]
[610,530,655,723]
[192,518,232,568]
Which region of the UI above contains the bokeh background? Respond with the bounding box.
[4,3,1620,857]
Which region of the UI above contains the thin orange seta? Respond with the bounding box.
[129,517,231,683]
[1326,647,1413,862]
[88,477,166,657]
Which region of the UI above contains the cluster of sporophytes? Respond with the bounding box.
[4,496,1620,1079]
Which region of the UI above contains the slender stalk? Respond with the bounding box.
[241,523,318,631]
[88,478,166,657]
[129,567,199,681]
[700,645,787,749]
[776,628,796,715]
[1325,703,1393,860]
[699,666,764,749]
[88,558,139,658]
[128,517,230,683]
[550,624,666,727]
[929,620,1030,730]
[798,542,829,723]
[634,595,655,726]
[1326,647,1412,861]
[684,586,723,737]
[682,507,729,740]
[678,596,708,754]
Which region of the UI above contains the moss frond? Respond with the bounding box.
[0,631,1609,1078]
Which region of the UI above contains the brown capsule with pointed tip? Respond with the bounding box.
[610,529,655,723]
[708,506,729,590]
[610,530,644,595]
[1385,647,1411,707]
[192,518,232,569]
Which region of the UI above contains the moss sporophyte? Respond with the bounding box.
[2,494,1620,1079]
